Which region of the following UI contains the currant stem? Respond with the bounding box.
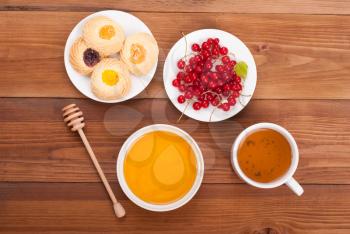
[238,96,246,107]
[209,106,218,122]
[201,90,223,101]
[177,100,190,123]
[181,31,188,60]
[240,94,251,97]
[228,52,237,60]
[209,99,227,122]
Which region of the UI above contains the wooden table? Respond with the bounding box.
[1,1,350,233]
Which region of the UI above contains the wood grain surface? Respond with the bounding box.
[0,12,349,99]
[1,98,350,184]
[1,183,350,234]
[0,0,349,233]
[1,0,350,14]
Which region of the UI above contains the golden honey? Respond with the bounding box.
[124,131,197,204]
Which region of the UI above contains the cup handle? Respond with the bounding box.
[286,177,304,196]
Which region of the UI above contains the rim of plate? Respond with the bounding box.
[116,124,205,212]
[163,29,257,122]
[64,10,158,103]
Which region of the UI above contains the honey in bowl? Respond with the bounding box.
[237,128,292,183]
[124,131,197,204]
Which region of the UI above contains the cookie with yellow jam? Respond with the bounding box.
[91,58,131,100]
[83,16,125,56]
[121,32,159,76]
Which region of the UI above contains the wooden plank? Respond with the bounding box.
[1,98,349,184]
[0,12,349,99]
[1,182,350,233]
[1,0,350,14]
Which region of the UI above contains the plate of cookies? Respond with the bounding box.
[64,10,159,103]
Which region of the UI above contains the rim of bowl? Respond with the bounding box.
[231,122,299,188]
[116,124,204,211]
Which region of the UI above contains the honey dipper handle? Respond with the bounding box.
[77,129,126,218]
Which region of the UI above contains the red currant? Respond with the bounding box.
[213,38,220,44]
[184,91,193,99]
[220,47,228,55]
[201,100,209,108]
[230,60,237,67]
[223,90,231,97]
[199,85,206,92]
[177,95,185,104]
[193,102,201,110]
[194,55,202,63]
[220,103,230,111]
[184,75,192,83]
[178,85,186,92]
[223,83,231,91]
[215,87,223,94]
[177,59,185,69]
[189,57,196,65]
[191,43,201,52]
[233,84,242,91]
[195,65,202,73]
[222,55,230,64]
[186,86,194,92]
[211,98,219,106]
[193,79,200,86]
[208,80,217,89]
[224,63,232,72]
[197,94,205,101]
[215,65,224,73]
[212,48,219,56]
[221,72,230,81]
[191,72,197,80]
[201,49,210,59]
[194,89,201,97]
[227,96,236,105]
[235,76,241,83]
[201,42,210,50]
[211,72,219,80]
[185,65,193,73]
[172,79,179,87]
[177,72,185,80]
[232,91,239,98]
[207,38,214,45]
[217,80,224,86]
[204,61,213,70]
[201,74,209,84]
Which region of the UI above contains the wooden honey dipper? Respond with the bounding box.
[62,104,126,218]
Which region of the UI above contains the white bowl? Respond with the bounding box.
[116,124,204,211]
[64,10,158,103]
[163,29,257,122]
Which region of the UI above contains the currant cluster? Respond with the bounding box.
[172,37,243,112]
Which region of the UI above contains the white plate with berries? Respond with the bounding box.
[163,29,257,122]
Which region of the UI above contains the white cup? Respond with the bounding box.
[231,123,304,196]
[116,124,204,211]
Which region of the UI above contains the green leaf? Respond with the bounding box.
[234,61,248,79]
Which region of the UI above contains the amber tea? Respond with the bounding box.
[237,128,292,183]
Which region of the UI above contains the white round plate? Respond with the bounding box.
[163,29,257,122]
[64,10,158,103]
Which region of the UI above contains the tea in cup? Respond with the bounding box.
[231,123,303,196]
